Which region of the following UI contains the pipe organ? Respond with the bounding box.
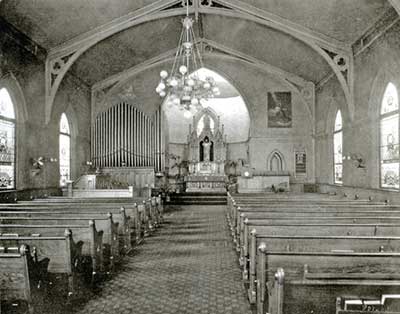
[92,103,163,171]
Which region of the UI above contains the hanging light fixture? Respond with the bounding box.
[155,1,220,117]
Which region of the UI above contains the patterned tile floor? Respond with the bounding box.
[67,205,253,314]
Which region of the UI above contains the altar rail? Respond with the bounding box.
[237,171,290,193]
[71,168,154,197]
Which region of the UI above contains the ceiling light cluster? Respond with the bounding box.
[155,2,220,118]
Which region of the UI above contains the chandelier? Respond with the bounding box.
[155,2,220,117]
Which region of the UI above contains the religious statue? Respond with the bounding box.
[202,137,212,162]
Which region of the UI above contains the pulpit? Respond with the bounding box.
[185,112,227,192]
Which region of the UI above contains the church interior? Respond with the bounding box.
[1,0,400,313]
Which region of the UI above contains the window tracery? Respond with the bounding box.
[0,88,15,189]
[380,83,399,189]
[334,110,343,184]
[59,113,71,187]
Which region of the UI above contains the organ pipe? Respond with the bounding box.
[134,107,137,167]
[91,103,164,169]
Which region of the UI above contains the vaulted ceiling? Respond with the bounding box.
[0,0,397,87]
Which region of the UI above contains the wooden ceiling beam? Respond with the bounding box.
[389,0,400,16]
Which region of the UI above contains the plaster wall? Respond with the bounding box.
[107,56,315,182]
[315,21,400,200]
[0,36,91,193]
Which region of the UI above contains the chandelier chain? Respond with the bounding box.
[155,0,220,117]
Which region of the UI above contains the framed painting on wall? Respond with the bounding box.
[267,92,292,128]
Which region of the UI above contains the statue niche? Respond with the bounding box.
[200,136,213,162]
[185,110,227,192]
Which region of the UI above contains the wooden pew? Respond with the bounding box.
[239,215,400,257]
[256,249,400,314]
[0,210,132,253]
[227,191,385,217]
[336,295,400,313]
[0,229,83,299]
[0,244,48,314]
[12,195,163,218]
[229,202,389,233]
[0,198,162,241]
[239,216,400,269]
[243,223,400,303]
[245,234,400,304]
[0,215,119,272]
[0,222,103,283]
[0,205,146,250]
[233,207,400,245]
[232,208,400,251]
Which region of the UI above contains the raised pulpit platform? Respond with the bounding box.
[185,174,226,192]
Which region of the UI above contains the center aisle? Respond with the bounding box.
[75,205,252,314]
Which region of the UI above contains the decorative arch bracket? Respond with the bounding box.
[318,47,355,121]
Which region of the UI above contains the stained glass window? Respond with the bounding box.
[334,110,343,184]
[0,88,15,189]
[380,83,400,189]
[59,113,71,187]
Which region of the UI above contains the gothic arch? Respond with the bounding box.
[267,150,286,172]
[0,72,28,189]
[193,107,219,131]
[0,72,28,124]
[46,3,350,124]
[367,67,400,188]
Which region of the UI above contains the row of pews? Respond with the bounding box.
[0,195,163,313]
[227,192,400,314]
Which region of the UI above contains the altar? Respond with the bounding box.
[184,110,227,192]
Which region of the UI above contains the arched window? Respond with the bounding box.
[59,113,71,187]
[333,110,343,184]
[380,83,399,189]
[0,88,15,189]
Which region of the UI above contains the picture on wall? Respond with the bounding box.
[295,151,306,174]
[267,92,292,128]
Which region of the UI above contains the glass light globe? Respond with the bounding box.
[212,87,219,94]
[159,91,166,97]
[155,87,161,93]
[187,79,195,86]
[207,77,215,84]
[173,98,180,105]
[170,78,178,87]
[182,95,191,102]
[160,70,168,79]
[179,65,188,75]
[203,82,211,89]
[191,98,199,106]
[159,82,166,90]
[184,110,192,118]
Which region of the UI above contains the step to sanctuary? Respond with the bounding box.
[166,192,227,205]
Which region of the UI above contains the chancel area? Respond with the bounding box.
[2,0,400,313]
